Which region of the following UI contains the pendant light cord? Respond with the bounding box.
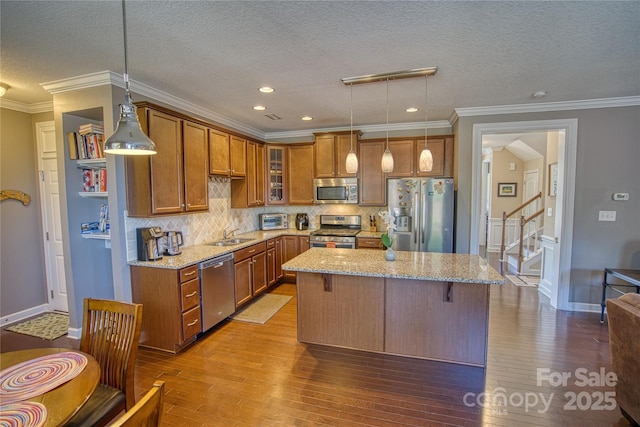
[424,75,428,148]
[350,83,353,151]
[121,0,132,104]
[386,78,389,150]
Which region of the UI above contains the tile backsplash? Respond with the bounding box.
[125,179,385,261]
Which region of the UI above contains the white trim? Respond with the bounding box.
[456,96,640,117]
[40,70,116,94]
[472,119,578,311]
[67,327,82,340]
[0,304,49,327]
[0,99,53,113]
[566,302,602,313]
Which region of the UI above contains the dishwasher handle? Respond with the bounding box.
[199,252,234,269]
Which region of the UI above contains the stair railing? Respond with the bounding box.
[500,192,542,262]
[517,208,545,273]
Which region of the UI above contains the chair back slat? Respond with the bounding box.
[109,380,164,427]
[80,298,143,410]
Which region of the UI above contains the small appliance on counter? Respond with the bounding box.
[136,227,165,261]
[165,231,184,256]
[259,213,288,230]
[295,213,309,230]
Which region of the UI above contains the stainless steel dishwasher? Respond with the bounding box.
[199,252,235,331]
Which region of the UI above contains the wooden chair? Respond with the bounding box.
[65,298,143,427]
[109,380,165,427]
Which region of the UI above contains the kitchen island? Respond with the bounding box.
[282,248,504,367]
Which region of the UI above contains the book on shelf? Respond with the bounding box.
[78,123,104,135]
[82,168,107,192]
[67,132,78,160]
[68,124,105,160]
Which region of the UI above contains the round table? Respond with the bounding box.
[0,347,100,427]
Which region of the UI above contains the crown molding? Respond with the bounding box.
[0,98,53,114]
[454,96,640,118]
[40,71,116,94]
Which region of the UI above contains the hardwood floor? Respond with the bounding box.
[1,266,631,426]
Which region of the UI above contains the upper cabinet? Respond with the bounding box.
[359,140,386,206]
[208,128,230,176]
[230,136,247,177]
[126,103,209,217]
[287,144,315,205]
[314,132,359,178]
[266,146,287,205]
[385,136,454,179]
[231,140,265,208]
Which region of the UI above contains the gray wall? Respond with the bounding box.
[455,105,640,304]
[0,108,52,317]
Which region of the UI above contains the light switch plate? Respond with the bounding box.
[547,207,553,217]
[598,211,616,222]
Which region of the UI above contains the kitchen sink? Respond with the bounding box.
[208,238,254,247]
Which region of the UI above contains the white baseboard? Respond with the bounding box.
[68,328,82,340]
[0,304,49,327]
[565,302,602,313]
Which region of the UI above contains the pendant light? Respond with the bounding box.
[418,75,433,172]
[104,0,156,155]
[345,83,359,174]
[381,78,394,173]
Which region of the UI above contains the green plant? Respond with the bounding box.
[381,233,393,249]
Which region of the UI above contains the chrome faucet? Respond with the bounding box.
[223,226,239,239]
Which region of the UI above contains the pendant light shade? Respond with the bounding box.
[104,0,156,156]
[345,83,359,174]
[381,79,394,173]
[418,74,432,172]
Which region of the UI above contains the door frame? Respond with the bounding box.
[471,119,578,311]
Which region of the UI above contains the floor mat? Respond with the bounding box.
[231,294,292,324]
[5,312,69,340]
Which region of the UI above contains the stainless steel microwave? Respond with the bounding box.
[313,178,358,204]
[259,213,289,230]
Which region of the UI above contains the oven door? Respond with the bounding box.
[310,240,355,249]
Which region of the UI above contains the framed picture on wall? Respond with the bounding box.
[497,182,517,197]
[548,163,558,197]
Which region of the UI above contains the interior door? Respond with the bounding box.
[36,121,68,312]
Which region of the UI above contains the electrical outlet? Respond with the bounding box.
[598,211,616,222]
[613,193,629,201]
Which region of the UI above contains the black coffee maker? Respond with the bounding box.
[136,227,165,261]
[295,213,309,230]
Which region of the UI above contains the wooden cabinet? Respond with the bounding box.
[126,103,209,216]
[209,128,230,175]
[230,140,265,208]
[298,235,310,253]
[130,263,201,353]
[230,135,247,177]
[385,136,454,178]
[234,241,267,307]
[287,144,315,205]
[314,132,359,178]
[356,237,383,249]
[358,140,386,206]
[183,121,210,212]
[267,146,287,205]
[267,237,284,286]
[282,235,302,281]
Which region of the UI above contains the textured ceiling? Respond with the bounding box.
[1,1,639,136]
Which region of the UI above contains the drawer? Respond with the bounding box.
[179,264,199,283]
[266,238,276,249]
[182,305,202,341]
[357,238,383,249]
[180,278,200,311]
[234,241,267,262]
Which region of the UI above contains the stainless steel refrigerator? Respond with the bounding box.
[387,178,454,252]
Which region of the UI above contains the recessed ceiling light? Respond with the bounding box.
[406,107,419,113]
[532,90,547,99]
[259,87,275,93]
[301,116,313,121]
[253,105,266,111]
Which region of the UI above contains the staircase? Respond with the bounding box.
[500,192,544,275]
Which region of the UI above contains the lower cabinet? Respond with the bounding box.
[282,235,310,281]
[356,237,383,249]
[234,241,267,307]
[267,237,283,286]
[130,263,202,353]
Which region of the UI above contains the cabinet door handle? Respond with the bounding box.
[185,291,197,298]
[249,249,255,253]
[187,318,199,327]
[184,270,196,277]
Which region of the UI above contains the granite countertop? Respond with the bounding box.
[128,228,313,269]
[281,247,505,285]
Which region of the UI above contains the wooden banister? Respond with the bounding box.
[500,192,542,260]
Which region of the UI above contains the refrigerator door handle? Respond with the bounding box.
[413,191,419,245]
[421,191,427,245]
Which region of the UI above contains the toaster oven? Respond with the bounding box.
[259,213,289,230]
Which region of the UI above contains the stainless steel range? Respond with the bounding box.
[310,215,361,249]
